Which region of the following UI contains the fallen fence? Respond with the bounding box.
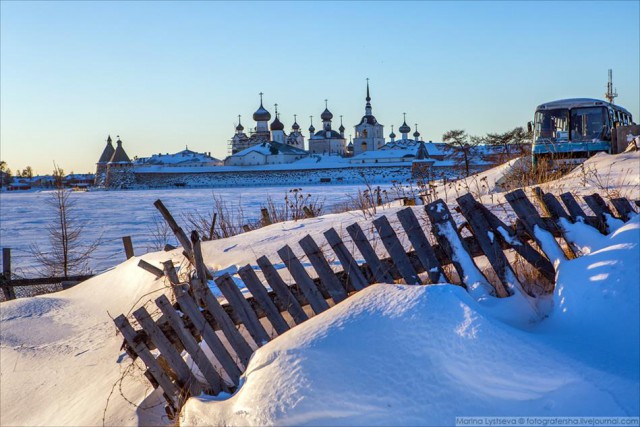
[114,189,638,417]
[1,236,137,301]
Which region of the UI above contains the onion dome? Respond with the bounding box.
[321,108,333,121]
[339,123,345,133]
[399,121,411,134]
[292,114,300,131]
[253,94,271,122]
[389,131,396,139]
[309,124,315,133]
[270,114,284,131]
[236,115,244,131]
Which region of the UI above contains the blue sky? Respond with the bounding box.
[1,1,638,174]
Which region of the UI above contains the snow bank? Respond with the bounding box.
[181,219,640,425]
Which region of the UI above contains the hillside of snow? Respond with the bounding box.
[1,152,638,426]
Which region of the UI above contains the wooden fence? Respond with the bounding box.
[1,236,136,301]
[114,190,637,417]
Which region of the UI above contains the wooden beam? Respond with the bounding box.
[346,222,394,283]
[214,274,270,347]
[396,208,447,284]
[298,235,348,303]
[372,215,420,285]
[277,245,330,315]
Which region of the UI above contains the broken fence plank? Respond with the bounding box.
[583,193,614,234]
[372,215,420,285]
[396,208,447,284]
[132,307,202,397]
[137,260,164,279]
[277,245,330,314]
[610,198,635,222]
[156,294,225,394]
[559,192,588,223]
[346,222,394,284]
[456,194,514,298]
[215,273,271,347]
[122,236,134,260]
[237,265,290,335]
[425,199,495,299]
[189,278,253,367]
[114,314,181,407]
[323,228,368,292]
[539,193,578,259]
[154,199,194,261]
[256,255,309,324]
[298,235,348,303]
[173,284,242,384]
[505,189,567,263]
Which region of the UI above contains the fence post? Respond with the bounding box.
[2,248,15,300]
[122,236,134,259]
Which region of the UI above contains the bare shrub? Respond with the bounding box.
[31,166,100,277]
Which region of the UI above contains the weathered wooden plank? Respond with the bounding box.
[154,199,194,260]
[541,193,571,221]
[122,236,134,260]
[583,193,614,233]
[155,294,225,393]
[256,255,309,324]
[425,199,494,298]
[505,189,567,262]
[114,314,181,407]
[173,284,242,384]
[163,261,182,285]
[138,260,164,278]
[323,228,368,291]
[189,278,253,367]
[298,235,348,303]
[372,215,420,285]
[559,192,588,222]
[610,198,635,222]
[2,248,15,300]
[191,231,214,281]
[532,187,551,217]
[132,307,202,397]
[237,265,290,335]
[456,194,513,298]
[346,222,394,283]
[396,208,447,284]
[215,274,271,347]
[277,245,330,314]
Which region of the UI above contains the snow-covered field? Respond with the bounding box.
[0,183,405,277]
[0,152,638,426]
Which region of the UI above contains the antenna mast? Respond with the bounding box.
[605,69,618,104]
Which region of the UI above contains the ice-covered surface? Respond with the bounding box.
[1,152,639,426]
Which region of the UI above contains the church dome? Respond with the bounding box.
[309,124,315,133]
[339,123,345,132]
[399,121,411,134]
[292,121,300,131]
[413,130,420,138]
[321,108,333,121]
[253,103,271,122]
[271,115,284,131]
[389,131,396,139]
[236,123,244,131]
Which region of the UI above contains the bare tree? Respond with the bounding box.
[443,129,475,177]
[31,165,99,277]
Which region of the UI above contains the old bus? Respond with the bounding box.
[530,98,634,168]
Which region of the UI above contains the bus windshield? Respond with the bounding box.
[535,109,569,143]
[571,107,610,142]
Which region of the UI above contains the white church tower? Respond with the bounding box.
[353,79,384,155]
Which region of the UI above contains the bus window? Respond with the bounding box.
[571,107,608,141]
[535,109,569,142]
